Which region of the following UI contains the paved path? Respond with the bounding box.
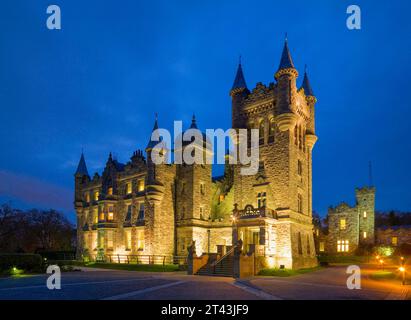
[0,265,408,300]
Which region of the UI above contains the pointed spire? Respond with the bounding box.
[301,66,314,96]
[146,113,160,150]
[190,114,198,129]
[277,36,295,71]
[231,58,247,92]
[75,152,89,176]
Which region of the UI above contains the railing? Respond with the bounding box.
[234,204,277,219]
[90,254,188,267]
[211,245,237,267]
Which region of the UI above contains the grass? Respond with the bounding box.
[82,262,180,272]
[258,266,323,277]
[369,271,396,280]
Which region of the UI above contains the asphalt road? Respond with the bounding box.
[0,265,408,300]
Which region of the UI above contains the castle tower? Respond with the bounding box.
[356,187,376,245]
[230,38,318,269]
[175,115,213,256]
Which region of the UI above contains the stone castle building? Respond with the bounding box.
[324,187,376,254]
[75,39,319,269]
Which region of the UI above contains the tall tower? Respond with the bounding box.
[356,187,376,245]
[230,38,318,269]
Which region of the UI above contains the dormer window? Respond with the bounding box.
[107,187,113,195]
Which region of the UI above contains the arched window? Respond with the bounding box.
[259,121,265,145]
[268,119,275,143]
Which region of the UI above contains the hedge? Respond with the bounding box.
[0,253,43,272]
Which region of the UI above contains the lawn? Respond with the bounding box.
[258,266,323,277]
[317,255,371,265]
[81,262,180,272]
[369,271,396,280]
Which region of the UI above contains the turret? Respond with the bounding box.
[230,59,249,129]
[300,66,317,137]
[74,152,89,202]
[275,38,299,132]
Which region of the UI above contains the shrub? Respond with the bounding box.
[373,245,395,257]
[0,253,43,273]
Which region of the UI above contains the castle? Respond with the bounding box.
[75,39,318,269]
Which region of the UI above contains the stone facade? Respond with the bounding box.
[75,39,319,269]
[325,187,376,254]
[376,226,411,247]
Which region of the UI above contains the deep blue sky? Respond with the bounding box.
[0,0,410,223]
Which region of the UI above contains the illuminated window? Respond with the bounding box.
[392,237,398,246]
[125,230,131,250]
[268,119,275,143]
[257,192,266,208]
[107,187,113,195]
[99,207,105,221]
[94,191,99,201]
[319,241,325,252]
[137,230,144,251]
[363,231,367,239]
[107,231,113,250]
[126,182,132,194]
[93,208,98,224]
[340,219,346,230]
[85,192,90,203]
[138,179,145,192]
[107,205,114,221]
[297,194,303,213]
[259,121,265,145]
[337,240,349,252]
[363,211,367,218]
[219,194,225,203]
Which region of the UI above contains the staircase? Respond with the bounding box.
[196,247,235,277]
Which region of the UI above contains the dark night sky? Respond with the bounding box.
[0,0,410,223]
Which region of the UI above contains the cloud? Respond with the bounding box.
[0,170,73,211]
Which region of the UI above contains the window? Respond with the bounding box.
[137,230,144,251]
[107,205,114,221]
[297,160,303,176]
[98,233,104,248]
[297,194,303,213]
[319,241,325,252]
[93,208,98,224]
[125,230,131,250]
[107,187,113,195]
[392,236,398,246]
[363,231,367,239]
[200,183,205,195]
[126,182,132,194]
[85,192,90,203]
[107,231,114,250]
[337,240,349,252]
[294,125,298,145]
[138,179,145,192]
[307,235,311,255]
[99,207,105,221]
[138,203,145,221]
[363,211,367,218]
[339,219,346,230]
[259,121,265,145]
[199,206,204,219]
[257,192,266,208]
[94,191,99,201]
[268,119,275,143]
[219,194,225,203]
[298,233,303,255]
[125,205,132,221]
[83,234,88,249]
